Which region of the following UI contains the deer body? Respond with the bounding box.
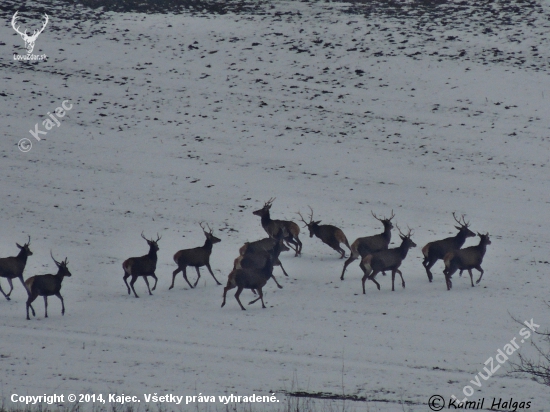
[236,235,289,279]
[443,233,491,290]
[422,213,475,282]
[123,233,161,298]
[340,211,394,280]
[253,198,302,256]
[299,207,350,259]
[171,224,221,289]
[361,228,416,294]
[26,253,72,320]
[0,237,32,300]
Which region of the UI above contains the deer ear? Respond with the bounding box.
[16,243,23,249]
[315,220,322,225]
[455,226,461,230]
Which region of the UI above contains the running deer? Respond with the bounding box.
[171,223,222,289]
[340,210,394,280]
[360,226,416,294]
[298,206,350,259]
[443,233,491,290]
[253,198,302,256]
[122,232,161,298]
[421,212,475,282]
[0,235,33,301]
[222,234,283,310]
[25,252,72,320]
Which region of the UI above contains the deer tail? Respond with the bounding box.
[421,243,431,258]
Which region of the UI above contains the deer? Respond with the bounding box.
[298,206,350,259]
[340,210,395,280]
[222,232,283,310]
[421,212,475,282]
[25,252,72,320]
[0,235,33,301]
[361,226,416,294]
[11,12,49,54]
[170,223,222,289]
[122,232,161,298]
[443,233,491,290]
[252,198,302,256]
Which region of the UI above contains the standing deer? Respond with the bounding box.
[11,12,49,54]
[361,226,416,294]
[253,198,302,256]
[340,211,394,280]
[25,252,72,320]
[421,213,475,282]
[443,233,491,290]
[171,223,222,289]
[222,234,283,310]
[122,232,161,298]
[0,236,33,301]
[298,206,350,259]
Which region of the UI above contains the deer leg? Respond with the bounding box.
[340,255,356,280]
[459,269,464,277]
[369,272,381,291]
[6,278,14,297]
[396,269,405,288]
[181,266,194,289]
[234,286,246,310]
[205,263,222,285]
[26,292,38,320]
[18,275,26,294]
[123,272,131,295]
[475,266,484,284]
[221,282,236,308]
[129,275,140,298]
[276,259,289,277]
[193,267,201,288]
[0,282,10,301]
[55,292,65,315]
[151,273,158,291]
[423,257,436,282]
[295,236,302,255]
[391,270,396,291]
[169,267,181,290]
[270,274,283,289]
[142,275,153,295]
[43,296,48,318]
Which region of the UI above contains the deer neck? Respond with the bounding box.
[147,247,158,262]
[260,211,272,228]
[399,241,411,259]
[203,238,214,253]
[16,249,29,263]
[454,231,469,248]
[382,225,392,243]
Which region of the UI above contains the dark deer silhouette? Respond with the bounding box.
[0,235,32,300]
[443,233,491,290]
[26,252,72,320]
[171,223,222,289]
[253,198,302,256]
[421,212,475,282]
[361,226,416,294]
[122,232,161,298]
[340,211,394,280]
[298,206,350,258]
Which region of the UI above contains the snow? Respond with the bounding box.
[1,0,549,410]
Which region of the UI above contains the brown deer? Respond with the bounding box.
[171,223,222,289]
[421,212,475,282]
[443,233,491,290]
[222,235,283,310]
[361,226,416,294]
[340,210,394,280]
[25,252,72,320]
[122,232,161,298]
[253,198,302,256]
[298,206,350,259]
[0,235,33,301]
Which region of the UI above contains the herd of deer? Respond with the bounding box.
[0,199,491,317]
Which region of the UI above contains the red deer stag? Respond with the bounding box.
[298,206,350,259]
[171,223,222,289]
[360,226,416,294]
[340,211,394,280]
[0,236,33,300]
[122,232,161,298]
[443,233,491,290]
[421,212,475,282]
[253,198,302,256]
[25,252,72,320]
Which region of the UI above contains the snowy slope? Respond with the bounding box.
[1,0,550,410]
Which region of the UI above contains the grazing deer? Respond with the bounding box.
[171,223,222,289]
[443,233,491,290]
[0,235,33,301]
[421,212,475,282]
[11,12,49,54]
[298,206,350,259]
[26,252,72,320]
[222,235,283,310]
[361,226,416,294]
[340,211,394,280]
[122,232,161,298]
[253,198,302,256]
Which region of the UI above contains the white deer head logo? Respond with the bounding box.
[11,12,49,54]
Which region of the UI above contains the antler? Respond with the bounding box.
[11,12,48,40]
[141,231,147,241]
[307,205,314,222]
[155,233,162,242]
[452,212,470,227]
[371,210,382,222]
[26,235,31,245]
[296,211,309,227]
[50,250,61,266]
[11,12,25,37]
[388,209,395,221]
[265,197,276,207]
[29,14,48,40]
[396,224,413,237]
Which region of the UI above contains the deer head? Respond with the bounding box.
[50,251,72,277]
[16,235,33,256]
[200,222,221,244]
[297,206,321,238]
[396,225,416,248]
[371,210,395,231]
[453,212,475,238]
[141,232,161,252]
[12,12,49,54]
[252,197,275,217]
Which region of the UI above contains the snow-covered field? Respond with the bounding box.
[1,0,549,410]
